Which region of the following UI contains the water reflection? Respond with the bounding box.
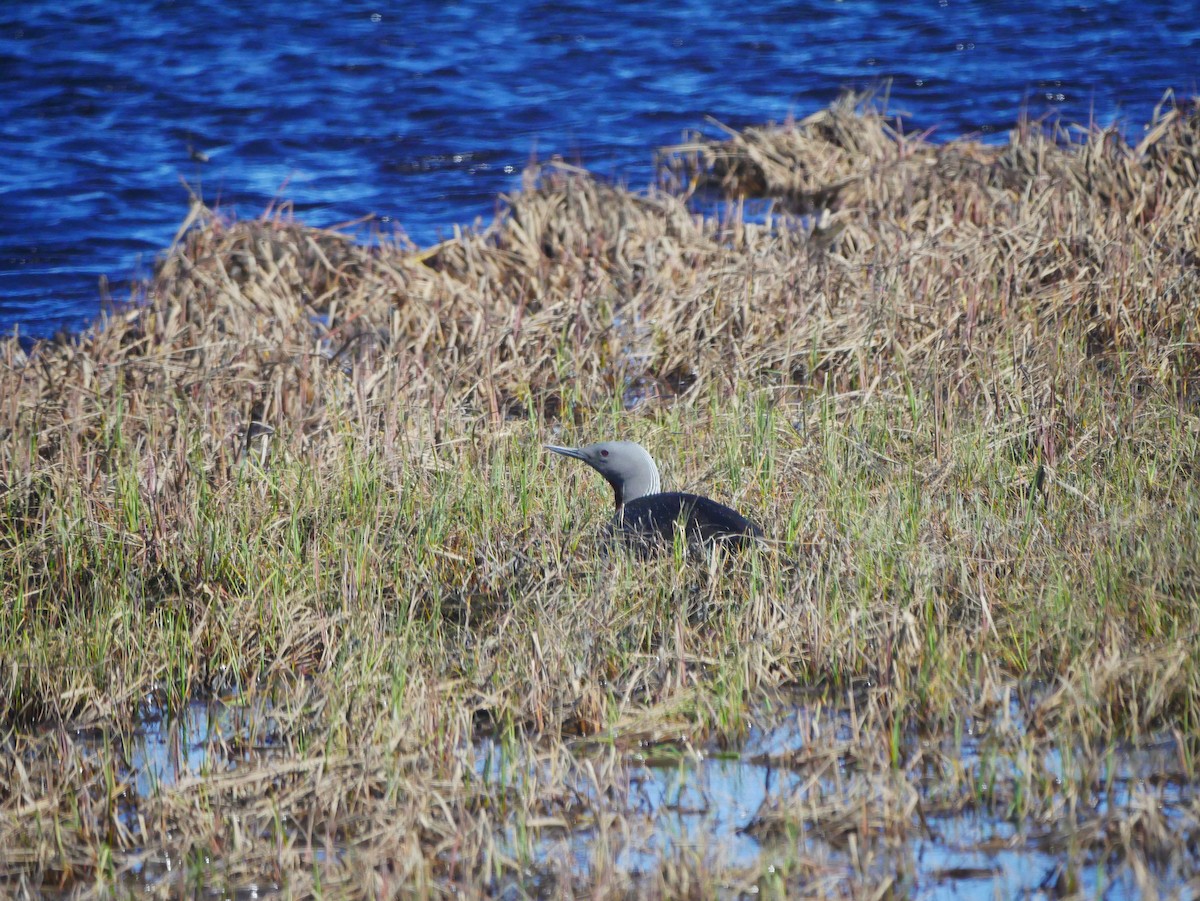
[481,703,1197,898]
[67,693,1198,898]
[77,695,279,800]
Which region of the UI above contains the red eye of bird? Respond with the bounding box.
[600,449,609,457]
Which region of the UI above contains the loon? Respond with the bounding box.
[544,440,762,552]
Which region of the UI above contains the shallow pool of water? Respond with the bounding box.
[64,690,1198,898]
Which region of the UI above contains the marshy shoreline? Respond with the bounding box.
[2,94,1199,898]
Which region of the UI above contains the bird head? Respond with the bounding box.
[544,440,662,508]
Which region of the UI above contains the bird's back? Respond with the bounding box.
[613,491,762,552]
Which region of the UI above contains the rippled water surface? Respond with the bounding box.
[2,1,1198,336]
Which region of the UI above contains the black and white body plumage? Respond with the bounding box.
[544,441,762,552]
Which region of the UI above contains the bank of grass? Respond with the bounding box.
[2,93,1200,896]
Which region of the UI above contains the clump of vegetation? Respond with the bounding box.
[1,92,1198,897]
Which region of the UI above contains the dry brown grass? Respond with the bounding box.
[5,93,1198,466]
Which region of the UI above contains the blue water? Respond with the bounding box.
[2,1,1198,338]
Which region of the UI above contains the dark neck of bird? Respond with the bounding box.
[608,479,624,514]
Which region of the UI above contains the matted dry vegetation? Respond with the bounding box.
[2,93,1200,898]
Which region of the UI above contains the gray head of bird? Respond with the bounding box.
[544,440,662,509]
